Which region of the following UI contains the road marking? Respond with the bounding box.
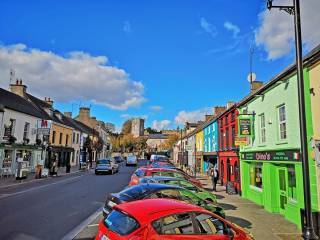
[0,170,82,189]
[62,207,102,240]
[88,224,99,227]
[0,175,83,199]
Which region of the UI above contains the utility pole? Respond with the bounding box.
[267,1,318,239]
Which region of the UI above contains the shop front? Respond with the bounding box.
[203,152,217,174]
[46,146,74,172]
[240,149,308,227]
[196,151,203,174]
[218,150,240,194]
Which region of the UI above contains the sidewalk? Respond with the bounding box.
[0,165,81,187]
[197,175,302,240]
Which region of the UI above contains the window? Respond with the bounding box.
[194,213,226,235]
[250,163,263,189]
[221,131,224,150]
[66,134,69,145]
[260,114,266,143]
[77,133,79,144]
[152,213,194,235]
[278,105,287,140]
[208,137,211,152]
[73,132,75,144]
[288,165,297,200]
[52,131,56,144]
[4,119,16,137]
[23,122,30,139]
[231,111,235,122]
[231,126,235,148]
[59,133,63,144]
[225,115,228,125]
[225,128,229,149]
[104,210,139,236]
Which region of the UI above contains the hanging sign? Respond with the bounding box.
[242,150,301,161]
[235,137,247,146]
[238,117,253,137]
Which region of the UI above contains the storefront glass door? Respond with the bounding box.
[278,168,288,214]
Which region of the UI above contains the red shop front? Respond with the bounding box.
[218,150,241,194]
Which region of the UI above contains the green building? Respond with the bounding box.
[238,45,320,228]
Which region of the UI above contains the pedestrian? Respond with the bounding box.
[211,167,219,191]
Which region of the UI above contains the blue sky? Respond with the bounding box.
[0,0,319,131]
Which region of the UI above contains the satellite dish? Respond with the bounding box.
[247,72,256,82]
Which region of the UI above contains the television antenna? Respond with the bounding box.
[9,69,15,87]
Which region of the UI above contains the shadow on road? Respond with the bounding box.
[226,216,252,229]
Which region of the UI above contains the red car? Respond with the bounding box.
[129,167,202,188]
[95,198,253,240]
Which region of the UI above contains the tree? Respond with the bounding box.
[145,127,161,134]
[159,134,179,150]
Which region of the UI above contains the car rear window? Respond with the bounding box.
[134,169,145,177]
[104,210,140,235]
[97,159,110,164]
[120,185,150,199]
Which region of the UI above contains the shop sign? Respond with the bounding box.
[37,120,52,136]
[238,117,253,137]
[235,137,247,146]
[242,150,300,161]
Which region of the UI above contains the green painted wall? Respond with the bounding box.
[239,68,319,228]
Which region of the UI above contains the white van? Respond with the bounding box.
[126,155,138,166]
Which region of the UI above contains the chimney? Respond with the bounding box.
[205,114,213,121]
[10,79,27,98]
[64,112,72,118]
[226,101,235,109]
[44,97,54,106]
[213,106,227,116]
[79,107,90,118]
[250,81,264,93]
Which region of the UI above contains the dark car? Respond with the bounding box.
[103,183,224,218]
[113,156,123,163]
[95,158,119,175]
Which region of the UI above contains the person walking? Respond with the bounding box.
[211,167,219,191]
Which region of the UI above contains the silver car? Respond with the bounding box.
[95,158,119,175]
[126,155,138,166]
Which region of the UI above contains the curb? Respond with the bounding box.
[62,207,102,240]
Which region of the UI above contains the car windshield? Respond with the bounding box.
[104,210,140,236]
[128,156,136,160]
[120,185,150,198]
[97,159,110,164]
[134,169,145,177]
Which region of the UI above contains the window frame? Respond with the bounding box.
[278,104,287,140]
[259,113,266,143]
[23,122,30,140]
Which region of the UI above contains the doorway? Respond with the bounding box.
[278,168,288,214]
[227,158,231,182]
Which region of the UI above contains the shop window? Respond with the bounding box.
[288,165,297,200]
[3,150,13,168]
[66,134,69,146]
[260,114,266,143]
[250,163,263,189]
[278,105,287,140]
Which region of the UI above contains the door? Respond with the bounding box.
[226,159,231,182]
[278,168,288,213]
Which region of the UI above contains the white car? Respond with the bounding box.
[126,155,138,166]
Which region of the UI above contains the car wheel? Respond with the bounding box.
[95,171,98,175]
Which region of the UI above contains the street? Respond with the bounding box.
[0,162,141,240]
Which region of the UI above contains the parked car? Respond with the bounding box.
[140,176,217,203]
[126,155,138,166]
[96,199,254,240]
[150,154,169,163]
[103,183,224,218]
[113,156,124,163]
[129,167,202,188]
[95,158,119,175]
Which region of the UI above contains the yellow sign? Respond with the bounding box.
[235,137,247,146]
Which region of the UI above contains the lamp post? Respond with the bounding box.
[267,1,317,239]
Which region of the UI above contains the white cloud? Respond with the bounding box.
[121,114,148,120]
[150,105,163,111]
[152,120,171,131]
[200,17,217,38]
[224,21,240,38]
[255,0,320,60]
[174,108,211,125]
[123,21,132,34]
[0,43,145,110]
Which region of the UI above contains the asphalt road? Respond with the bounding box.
[0,161,143,240]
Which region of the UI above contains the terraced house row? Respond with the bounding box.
[0,80,113,177]
[173,44,320,228]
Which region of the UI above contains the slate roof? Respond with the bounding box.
[0,88,48,119]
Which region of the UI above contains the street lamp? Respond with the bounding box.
[267,1,318,239]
